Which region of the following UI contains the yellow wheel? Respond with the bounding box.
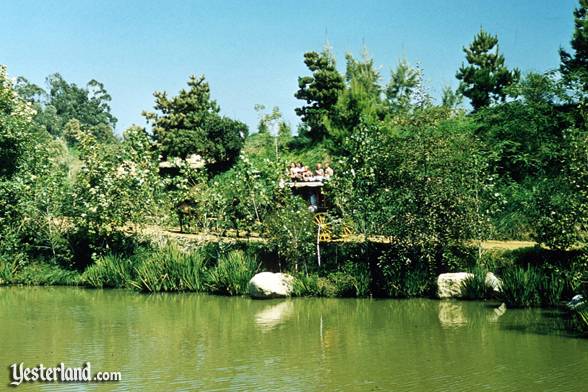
[314,213,332,242]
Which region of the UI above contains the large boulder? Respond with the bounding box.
[437,272,473,299]
[248,272,294,299]
[437,271,503,299]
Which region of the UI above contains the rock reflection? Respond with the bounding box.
[438,301,507,328]
[254,300,294,331]
[438,301,468,327]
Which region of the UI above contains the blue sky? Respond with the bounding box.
[0,0,578,134]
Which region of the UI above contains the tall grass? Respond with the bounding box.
[500,265,542,307]
[11,263,80,286]
[462,266,491,300]
[133,244,207,293]
[539,272,565,307]
[205,250,258,296]
[82,254,134,288]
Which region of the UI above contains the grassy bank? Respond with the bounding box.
[0,240,585,305]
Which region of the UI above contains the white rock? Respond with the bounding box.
[437,271,503,299]
[437,272,473,299]
[248,272,294,299]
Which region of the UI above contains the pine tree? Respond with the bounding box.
[143,75,247,173]
[294,48,344,143]
[456,28,520,111]
[560,0,588,92]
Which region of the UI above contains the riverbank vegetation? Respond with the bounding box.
[1,1,587,335]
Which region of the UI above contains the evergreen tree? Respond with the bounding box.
[560,0,588,92]
[144,74,247,173]
[386,59,420,112]
[326,51,384,153]
[294,48,345,143]
[456,28,520,111]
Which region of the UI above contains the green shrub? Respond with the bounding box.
[11,263,80,286]
[0,256,19,285]
[82,254,135,288]
[379,250,433,298]
[500,265,542,307]
[133,244,207,293]
[291,273,338,297]
[327,262,371,297]
[205,250,258,295]
[539,272,565,307]
[292,273,320,296]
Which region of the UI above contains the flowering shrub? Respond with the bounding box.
[68,124,163,257]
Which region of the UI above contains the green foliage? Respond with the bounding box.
[560,0,588,93]
[327,262,371,297]
[501,265,565,307]
[144,74,247,173]
[82,254,135,288]
[379,253,433,298]
[456,28,520,110]
[331,110,495,283]
[291,273,338,297]
[133,244,207,293]
[205,250,258,295]
[15,73,117,143]
[532,125,588,249]
[325,52,384,154]
[10,263,80,286]
[295,48,345,143]
[386,59,422,113]
[68,124,162,262]
[0,66,73,266]
[500,265,542,307]
[462,265,491,300]
[264,194,316,272]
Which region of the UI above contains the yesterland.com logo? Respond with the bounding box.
[8,362,121,386]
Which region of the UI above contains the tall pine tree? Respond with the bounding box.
[456,28,520,111]
[294,48,344,143]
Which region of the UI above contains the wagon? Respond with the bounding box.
[289,180,353,242]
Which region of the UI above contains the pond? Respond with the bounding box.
[0,287,586,391]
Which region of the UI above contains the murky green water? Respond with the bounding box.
[0,287,586,391]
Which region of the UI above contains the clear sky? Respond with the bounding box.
[0,0,578,134]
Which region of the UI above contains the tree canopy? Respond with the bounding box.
[144,74,248,174]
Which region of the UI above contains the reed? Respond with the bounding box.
[132,244,207,293]
[205,250,258,296]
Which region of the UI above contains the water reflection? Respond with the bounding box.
[254,300,294,331]
[437,301,508,328]
[0,288,586,392]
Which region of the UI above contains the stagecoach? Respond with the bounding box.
[289,179,353,242]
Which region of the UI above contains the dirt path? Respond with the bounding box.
[141,225,537,250]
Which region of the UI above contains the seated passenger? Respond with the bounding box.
[315,163,324,180]
[303,166,314,181]
[324,163,334,180]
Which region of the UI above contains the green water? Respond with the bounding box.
[0,287,586,391]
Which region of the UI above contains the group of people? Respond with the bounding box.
[288,162,333,182]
